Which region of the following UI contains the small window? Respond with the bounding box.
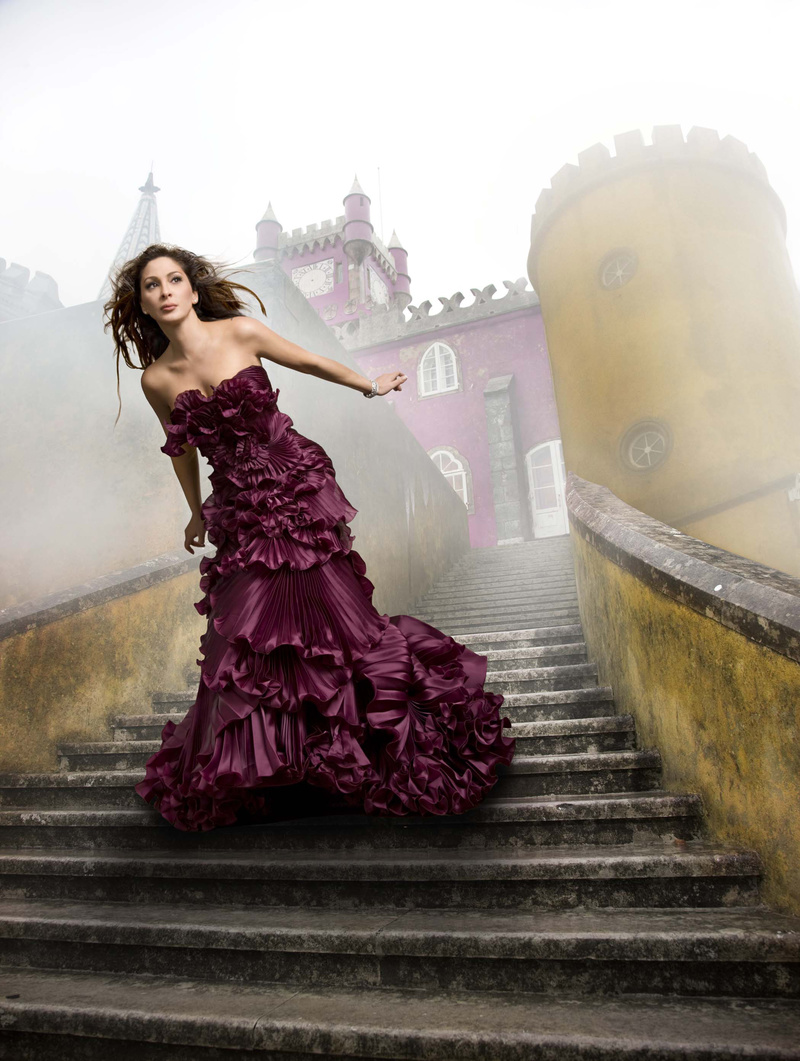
[620,419,672,471]
[598,248,638,290]
[419,342,458,396]
[430,447,470,507]
[335,261,343,284]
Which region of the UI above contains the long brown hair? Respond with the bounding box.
[103,243,267,426]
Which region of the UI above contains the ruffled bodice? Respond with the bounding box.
[136,362,515,831]
[162,364,359,607]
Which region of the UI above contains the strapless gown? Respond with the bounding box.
[135,363,515,831]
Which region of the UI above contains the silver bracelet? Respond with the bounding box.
[363,379,379,398]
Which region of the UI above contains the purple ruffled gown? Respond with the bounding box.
[135,363,515,831]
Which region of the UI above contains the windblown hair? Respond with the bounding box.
[102,243,267,426]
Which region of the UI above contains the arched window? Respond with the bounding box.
[419,342,459,396]
[429,447,473,512]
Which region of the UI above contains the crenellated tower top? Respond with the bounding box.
[527,125,785,289]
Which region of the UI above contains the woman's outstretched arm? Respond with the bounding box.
[231,316,407,397]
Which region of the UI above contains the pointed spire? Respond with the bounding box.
[388,229,405,250]
[138,172,160,197]
[348,174,366,196]
[255,200,282,262]
[98,170,162,302]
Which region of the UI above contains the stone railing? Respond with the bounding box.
[0,551,207,774]
[566,472,800,914]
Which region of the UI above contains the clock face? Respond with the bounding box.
[292,258,335,298]
[368,266,389,306]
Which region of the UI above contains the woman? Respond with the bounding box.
[104,243,514,831]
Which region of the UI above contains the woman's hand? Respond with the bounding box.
[184,512,206,554]
[375,371,407,396]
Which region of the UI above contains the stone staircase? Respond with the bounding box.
[1,534,799,1058]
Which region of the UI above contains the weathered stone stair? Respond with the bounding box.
[1,534,799,1058]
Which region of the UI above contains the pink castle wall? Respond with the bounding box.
[351,306,558,548]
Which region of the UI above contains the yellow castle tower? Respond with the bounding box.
[527,125,800,576]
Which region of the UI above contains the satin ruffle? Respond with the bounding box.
[136,365,515,831]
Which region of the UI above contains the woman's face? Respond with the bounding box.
[139,256,196,324]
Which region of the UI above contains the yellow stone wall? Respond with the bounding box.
[570,525,800,915]
[528,128,800,576]
[0,570,205,775]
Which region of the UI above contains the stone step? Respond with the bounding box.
[482,642,589,670]
[440,595,580,607]
[416,608,583,630]
[0,787,691,849]
[48,745,659,798]
[500,686,616,722]
[416,586,579,610]
[456,624,585,650]
[56,742,161,772]
[447,554,575,573]
[5,965,799,1061]
[444,616,582,638]
[426,572,577,589]
[416,587,580,612]
[497,749,661,796]
[442,618,584,636]
[2,900,798,998]
[420,607,583,627]
[432,564,576,580]
[0,841,758,910]
[134,686,619,732]
[150,690,196,709]
[444,565,577,582]
[108,710,631,756]
[484,661,598,693]
[419,582,579,604]
[418,602,581,623]
[0,764,682,825]
[111,646,594,741]
[453,544,573,560]
[511,715,636,754]
[113,715,178,741]
[110,686,617,740]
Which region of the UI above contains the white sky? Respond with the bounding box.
[2,0,799,310]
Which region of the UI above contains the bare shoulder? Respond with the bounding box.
[224,315,313,372]
[140,362,172,426]
[226,314,271,347]
[141,360,165,398]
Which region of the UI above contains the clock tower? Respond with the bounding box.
[252,175,409,325]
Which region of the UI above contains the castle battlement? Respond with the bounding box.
[333,277,539,351]
[529,125,784,279]
[278,216,397,281]
[280,216,346,256]
[0,258,62,322]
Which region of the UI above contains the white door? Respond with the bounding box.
[526,440,568,537]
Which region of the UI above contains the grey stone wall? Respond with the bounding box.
[483,374,530,544]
